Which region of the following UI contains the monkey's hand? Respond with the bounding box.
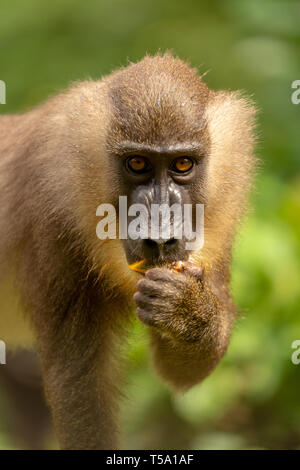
[134,264,219,343]
[133,264,234,389]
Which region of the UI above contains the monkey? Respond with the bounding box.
[0,52,257,450]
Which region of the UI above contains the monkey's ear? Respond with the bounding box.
[204,90,258,198]
[205,90,258,154]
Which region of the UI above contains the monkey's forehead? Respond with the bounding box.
[106,55,210,146]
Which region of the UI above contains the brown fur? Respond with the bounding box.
[0,52,257,449]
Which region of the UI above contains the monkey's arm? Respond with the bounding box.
[34,293,122,450]
[133,267,235,390]
[21,247,125,450]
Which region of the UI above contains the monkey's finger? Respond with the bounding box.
[136,308,157,327]
[133,291,170,312]
[133,292,156,310]
[136,278,170,297]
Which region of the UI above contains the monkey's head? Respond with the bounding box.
[103,53,212,269]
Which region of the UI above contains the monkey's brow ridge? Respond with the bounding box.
[116,141,205,156]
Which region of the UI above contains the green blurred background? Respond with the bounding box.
[0,0,300,450]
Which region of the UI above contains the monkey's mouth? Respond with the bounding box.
[122,236,189,272]
[129,259,185,274]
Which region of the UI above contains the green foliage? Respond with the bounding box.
[0,0,299,450]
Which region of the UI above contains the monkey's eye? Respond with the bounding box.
[126,156,151,174]
[172,157,194,173]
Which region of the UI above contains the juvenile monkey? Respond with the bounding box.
[0,53,256,449]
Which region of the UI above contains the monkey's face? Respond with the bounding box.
[115,147,207,268]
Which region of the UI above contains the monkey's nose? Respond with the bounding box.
[143,237,178,259]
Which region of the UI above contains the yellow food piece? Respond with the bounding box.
[128,259,147,273]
